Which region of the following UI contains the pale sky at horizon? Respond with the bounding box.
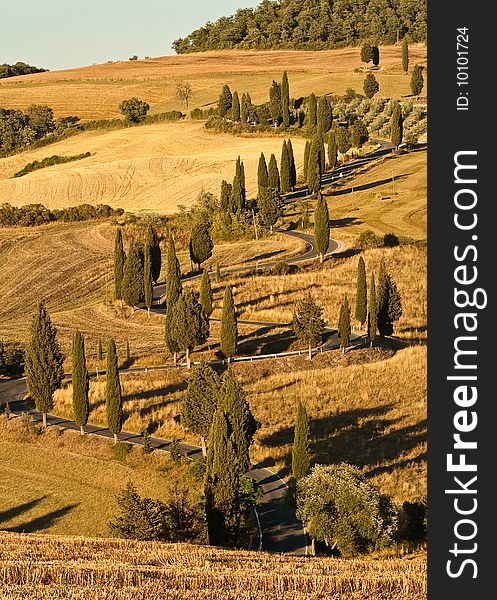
[0,0,260,71]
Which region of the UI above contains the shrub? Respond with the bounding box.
[398,498,427,541]
[119,98,150,123]
[0,202,123,227]
[357,230,382,248]
[384,233,400,247]
[14,152,91,177]
[0,340,24,375]
[113,441,132,461]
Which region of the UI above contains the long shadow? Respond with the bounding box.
[237,330,296,356]
[328,217,363,228]
[236,285,319,311]
[0,497,46,524]
[122,381,187,403]
[330,174,409,196]
[5,504,79,533]
[331,248,363,260]
[367,452,427,479]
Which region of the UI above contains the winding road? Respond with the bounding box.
[0,138,391,553]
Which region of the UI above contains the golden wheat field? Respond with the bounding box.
[0,121,309,213]
[0,45,427,120]
[0,531,427,600]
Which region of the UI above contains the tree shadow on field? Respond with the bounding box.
[236,285,319,311]
[330,174,409,197]
[237,330,296,356]
[5,503,79,533]
[0,497,46,524]
[328,217,362,228]
[122,381,187,403]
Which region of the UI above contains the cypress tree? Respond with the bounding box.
[114,229,126,303]
[287,139,297,189]
[144,239,153,319]
[268,80,282,126]
[336,125,351,156]
[258,188,283,231]
[355,256,367,328]
[199,269,213,317]
[165,236,182,363]
[307,93,317,128]
[338,296,351,353]
[220,286,237,360]
[327,130,338,170]
[126,340,130,362]
[190,222,213,270]
[240,93,248,123]
[97,338,103,364]
[218,84,232,118]
[303,140,311,182]
[257,153,269,199]
[218,368,257,477]
[390,101,403,149]
[280,140,291,194]
[121,241,144,308]
[317,129,326,174]
[145,224,161,283]
[220,180,232,213]
[231,173,244,213]
[368,273,378,347]
[182,363,219,455]
[105,338,122,444]
[72,330,89,435]
[402,39,409,74]
[307,136,322,194]
[281,71,290,127]
[170,290,209,369]
[268,153,280,192]
[372,46,380,66]
[230,91,240,122]
[293,294,325,360]
[361,43,373,64]
[292,400,310,480]
[317,96,332,133]
[377,260,403,337]
[235,157,246,208]
[410,64,424,96]
[363,73,379,99]
[25,303,64,428]
[314,191,329,263]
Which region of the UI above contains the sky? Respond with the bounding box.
[0,0,260,71]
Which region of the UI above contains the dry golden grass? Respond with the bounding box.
[0,122,309,213]
[0,221,301,354]
[0,415,195,537]
[0,531,427,599]
[0,45,427,120]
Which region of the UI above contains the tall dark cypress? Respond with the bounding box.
[199,269,213,317]
[327,130,338,170]
[410,64,424,97]
[105,338,122,444]
[303,140,311,183]
[307,93,317,128]
[377,260,403,336]
[292,400,310,480]
[231,173,243,213]
[402,39,409,74]
[268,153,280,192]
[144,239,154,319]
[114,229,125,303]
[218,84,232,118]
[220,286,237,360]
[220,180,233,213]
[314,192,329,263]
[307,135,322,194]
[317,96,332,133]
[281,71,290,128]
[190,222,214,270]
[257,153,269,200]
[390,101,403,149]
[280,140,291,194]
[287,139,297,189]
[338,296,351,353]
[240,93,248,123]
[121,241,144,309]
[25,303,64,428]
[165,235,182,363]
[231,91,240,121]
[368,273,378,347]
[72,330,89,435]
[170,290,209,369]
[355,256,367,328]
[145,224,161,283]
[235,157,246,208]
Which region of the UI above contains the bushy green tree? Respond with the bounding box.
[280,140,291,194]
[314,191,329,262]
[268,153,280,192]
[170,290,209,368]
[72,330,89,435]
[119,98,150,123]
[121,241,144,308]
[190,222,213,270]
[338,296,351,353]
[336,125,351,156]
[258,187,283,230]
[199,269,213,317]
[181,363,219,455]
[355,257,367,328]
[363,73,379,99]
[281,71,290,127]
[218,84,232,118]
[25,303,64,428]
[296,463,397,557]
[114,229,126,303]
[350,120,369,148]
[292,294,326,359]
[106,338,122,444]
[390,101,403,149]
[360,43,373,64]
[410,64,424,96]
[292,400,310,480]
[220,286,237,360]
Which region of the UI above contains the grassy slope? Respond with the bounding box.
[0,415,197,537]
[0,532,426,600]
[0,45,427,120]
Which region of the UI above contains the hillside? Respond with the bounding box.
[0,531,427,599]
[0,45,427,120]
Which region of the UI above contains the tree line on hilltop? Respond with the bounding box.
[172,0,426,54]
[0,62,48,79]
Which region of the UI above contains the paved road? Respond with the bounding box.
[0,138,385,553]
